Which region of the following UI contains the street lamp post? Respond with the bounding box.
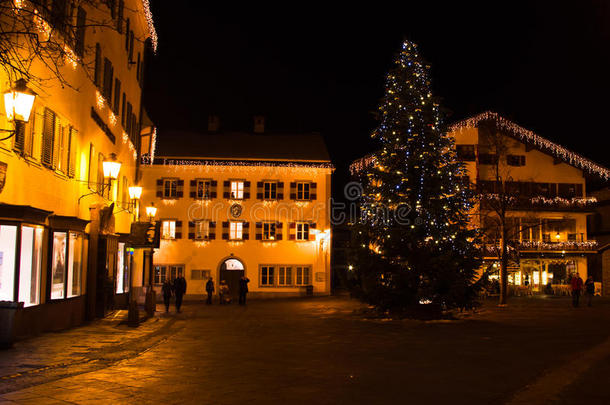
[128,185,143,220]
[144,202,157,316]
[1,79,37,142]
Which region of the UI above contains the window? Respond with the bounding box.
[278,266,292,286]
[42,108,55,167]
[18,226,43,307]
[191,269,211,280]
[154,265,166,285]
[74,7,86,58]
[163,179,177,198]
[296,222,310,241]
[297,182,310,200]
[116,242,125,294]
[94,43,102,87]
[456,145,476,161]
[102,58,113,101]
[195,221,210,240]
[162,220,176,240]
[230,221,243,240]
[154,265,184,285]
[478,154,498,165]
[197,180,211,199]
[263,222,276,241]
[261,266,275,286]
[67,232,83,298]
[97,153,105,196]
[231,181,244,199]
[507,155,526,166]
[113,79,121,114]
[295,266,311,286]
[0,225,18,301]
[264,181,277,199]
[51,232,67,299]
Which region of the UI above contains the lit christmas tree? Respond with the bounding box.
[350,40,481,315]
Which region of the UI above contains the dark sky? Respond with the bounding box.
[143,1,610,193]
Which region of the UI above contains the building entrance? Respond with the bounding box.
[219,258,245,301]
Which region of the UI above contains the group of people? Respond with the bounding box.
[570,274,596,308]
[206,276,250,305]
[161,272,187,313]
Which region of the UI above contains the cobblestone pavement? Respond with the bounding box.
[2,296,610,404]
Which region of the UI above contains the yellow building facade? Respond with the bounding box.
[139,129,333,299]
[0,0,156,339]
[449,112,606,294]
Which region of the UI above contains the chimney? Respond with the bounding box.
[253,115,265,133]
[208,115,220,132]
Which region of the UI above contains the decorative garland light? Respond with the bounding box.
[482,194,597,207]
[149,127,157,163]
[141,0,158,53]
[450,111,610,179]
[518,240,598,251]
[143,157,334,170]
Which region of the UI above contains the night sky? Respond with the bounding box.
[143,1,610,195]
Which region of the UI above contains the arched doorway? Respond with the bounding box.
[219,257,245,301]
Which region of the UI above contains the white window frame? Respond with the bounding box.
[295,266,311,286]
[163,178,177,198]
[230,181,244,199]
[195,220,210,240]
[296,182,310,200]
[296,222,309,241]
[154,264,184,285]
[263,222,276,241]
[278,266,292,286]
[162,220,176,240]
[229,221,243,240]
[264,181,277,200]
[197,179,211,199]
[260,265,275,286]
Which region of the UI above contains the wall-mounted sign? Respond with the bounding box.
[230,203,242,218]
[128,221,161,248]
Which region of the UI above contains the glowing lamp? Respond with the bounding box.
[555,232,561,240]
[128,186,143,200]
[3,79,37,123]
[102,153,121,180]
[145,203,157,220]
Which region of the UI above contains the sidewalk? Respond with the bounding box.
[0,305,178,395]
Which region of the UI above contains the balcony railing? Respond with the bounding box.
[483,240,598,256]
[480,195,597,211]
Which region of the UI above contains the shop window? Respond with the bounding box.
[19,226,43,307]
[116,242,125,294]
[296,182,310,200]
[67,232,83,298]
[162,220,176,240]
[51,232,67,299]
[295,266,311,286]
[261,266,275,286]
[231,181,244,199]
[278,266,292,286]
[230,221,243,240]
[0,225,18,301]
[296,222,309,241]
[264,181,277,199]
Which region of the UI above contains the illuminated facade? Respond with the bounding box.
[139,126,333,299]
[0,0,156,339]
[351,112,606,293]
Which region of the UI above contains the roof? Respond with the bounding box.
[350,111,610,179]
[154,130,332,163]
[449,111,610,179]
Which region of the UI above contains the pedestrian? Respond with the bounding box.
[205,277,214,305]
[174,271,187,312]
[219,280,229,304]
[238,275,250,305]
[162,278,173,312]
[570,272,583,308]
[585,275,595,307]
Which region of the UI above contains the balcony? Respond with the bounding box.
[480,195,597,212]
[483,240,598,257]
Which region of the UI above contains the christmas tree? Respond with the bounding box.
[350,40,481,315]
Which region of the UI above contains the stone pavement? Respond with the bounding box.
[1,296,610,404]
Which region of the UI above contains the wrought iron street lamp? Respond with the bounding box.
[145,202,157,222]
[128,185,142,219]
[1,79,37,141]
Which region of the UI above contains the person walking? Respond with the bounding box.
[585,275,595,307]
[571,273,584,308]
[162,278,173,312]
[238,275,250,305]
[174,271,187,312]
[205,277,214,305]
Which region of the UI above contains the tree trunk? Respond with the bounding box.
[499,224,509,306]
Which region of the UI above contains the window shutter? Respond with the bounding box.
[257,181,263,199]
[177,179,184,198]
[188,221,195,240]
[52,121,62,171]
[222,221,229,240]
[94,43,102,87]
[156,179,163,198]
[13,122,25,153]
[75,7,86,58]
[277,182,284,199]
[41,108,55,167]
[276,222,283,240]
[209,221,216,239]
[289,222,296,240]
[68,127,77,178]
[290,182,296,200]
[87,143,95,189]
[125,18,130,50]
[175,221,183,239]
[210,180,217,198]
[223,180,230,199]
[190,191,196,198]
[113,79,121,114]
[243,181,250,199]
[310,182,317,200]
[255,222,262,240]
[117,0,124,33]
[242,222,249,240]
